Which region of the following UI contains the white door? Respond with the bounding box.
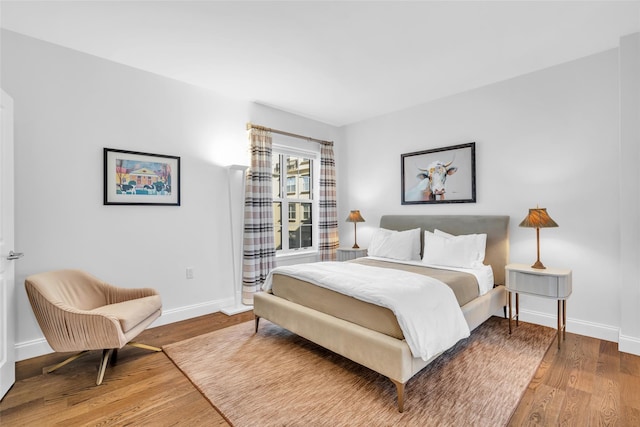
[0,89,18,400]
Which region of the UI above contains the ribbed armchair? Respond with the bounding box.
[25,269,162,385]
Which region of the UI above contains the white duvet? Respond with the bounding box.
[366,255,495,296]
[263,261,470,361]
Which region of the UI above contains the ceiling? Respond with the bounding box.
[1,1,639,126]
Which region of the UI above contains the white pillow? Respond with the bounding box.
[368,228,393,256]
[434,229,487,265]
[368,228,421,261]
[422,231,479,268]
[408,228,422,260]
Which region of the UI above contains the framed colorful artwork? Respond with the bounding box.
[104,148,180,206]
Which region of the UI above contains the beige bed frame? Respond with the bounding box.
[254,215,510,412]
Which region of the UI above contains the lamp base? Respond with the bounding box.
[531,260,546,269]
[352,243,360,249]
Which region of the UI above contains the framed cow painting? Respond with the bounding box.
[401,142,476,205]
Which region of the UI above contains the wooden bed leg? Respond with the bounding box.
[391,379,405,413]
[254,316,260,333]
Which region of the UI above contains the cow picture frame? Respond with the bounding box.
[104,148,180,206]
[401,142,476,205]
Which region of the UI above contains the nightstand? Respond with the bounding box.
[337,247,368,261]
[505,263,572,349]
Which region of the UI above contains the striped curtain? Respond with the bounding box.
[319,143,339,261]
[242,129,276,304]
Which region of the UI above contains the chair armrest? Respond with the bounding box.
[104,283,159,305]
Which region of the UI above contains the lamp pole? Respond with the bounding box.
[352,222,359,249]
[532,227,545,269]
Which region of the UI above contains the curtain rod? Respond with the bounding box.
[246,122,333,146]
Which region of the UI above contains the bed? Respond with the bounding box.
[253,214,509,412]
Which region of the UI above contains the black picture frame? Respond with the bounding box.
[104,148,180,206]
[401,142,476,205]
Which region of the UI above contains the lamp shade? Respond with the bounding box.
[346,210,365,223]
[519,208,558,228]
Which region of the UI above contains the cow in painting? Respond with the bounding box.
[406,160,457,201]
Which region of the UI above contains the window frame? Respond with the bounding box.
[272,142,319,257]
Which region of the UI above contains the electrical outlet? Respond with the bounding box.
[186,267,194,279]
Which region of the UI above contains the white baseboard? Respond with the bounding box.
[15,296,236,362]
[518,309,620,343]
[619,334,640,356]
[15,338,53,362]
[221,303,254,316]
[150,296,235,327]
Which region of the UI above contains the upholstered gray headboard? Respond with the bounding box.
[379,215,510,286]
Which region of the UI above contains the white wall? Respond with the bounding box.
[619,32,640,355]
[339,48,624,344]
[1,30,339,360]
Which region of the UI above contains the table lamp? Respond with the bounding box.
[519,207,558,269]
[345,210,365,249]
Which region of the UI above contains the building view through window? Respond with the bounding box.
[272,153,313,252]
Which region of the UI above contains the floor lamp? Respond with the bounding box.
[222,164,252,315]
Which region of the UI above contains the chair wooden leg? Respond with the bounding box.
[97,349,114,385]
[45,343,159,386]
[127,341,162,352]
[43,350,89,375]
[255,316,260,333]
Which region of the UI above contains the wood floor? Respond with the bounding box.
[509,330,640,426]
[1,312,639,426]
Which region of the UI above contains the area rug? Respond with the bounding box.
[163,316,555,427]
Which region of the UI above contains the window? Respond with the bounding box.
[301,175,310,193]
[272,149,316,254]
[286,176,296,194]
[302,203,311,221]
